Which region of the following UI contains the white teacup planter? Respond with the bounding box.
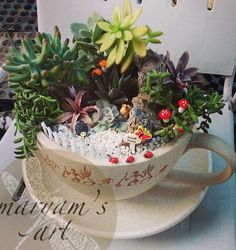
[36,131,236,200]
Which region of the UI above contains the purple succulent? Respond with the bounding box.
[163,51,207,89]
[56,87,100,131]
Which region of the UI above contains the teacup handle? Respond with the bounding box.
[167,133,236,187]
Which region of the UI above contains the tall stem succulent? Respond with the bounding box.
[95,0,162,73]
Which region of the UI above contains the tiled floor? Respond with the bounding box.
[0,0,236,144]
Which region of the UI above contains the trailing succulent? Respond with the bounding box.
[3,27,94,157]
[95,0,163,73]
[12,90,62,158]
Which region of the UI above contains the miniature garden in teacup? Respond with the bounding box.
[4,0,224,163]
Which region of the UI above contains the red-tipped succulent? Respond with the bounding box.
[178,99,189,113]
[56,86,100,131]
[159,109,172,123]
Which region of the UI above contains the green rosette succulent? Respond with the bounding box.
[93,100,127,132]
[95,0,162,73]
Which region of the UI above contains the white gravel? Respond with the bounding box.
[49,125,164,160]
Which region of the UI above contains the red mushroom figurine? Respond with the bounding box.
[178,99,189,113]
[173,124,185,133]
[159,109,172,123]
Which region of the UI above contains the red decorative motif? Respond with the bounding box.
[115,163,154,187]
[42,155,169,188]
[42,154,59,170]
[159,164,168,173]
[63,166,96,186]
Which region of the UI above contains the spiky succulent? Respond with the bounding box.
[95,0,162,73]
[163,51,206,89]
[92,65,135,105]
[56,86,100,131]
[4,26,93,88]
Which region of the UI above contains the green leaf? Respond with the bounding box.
[148,38,161,44]
[71,23,88,37]
[99,35,116,52]
[115,31,122,39]
[131,26,148,38]
[149,31,163,37]
[8,82,20,89]
[97,21,112,32]
[87,12,101,30]
[115,39,125,64]
[80,29,92,38]
[121,46,134,73]
[112,6,121,25]
[129,7,143,27]
[120,14,133,29]
[14,137,23,143]
[123,30,133,41]
[92,24,103,42]
[132,38,147,57]
[123,0,132,17]
[107,45,117,68]
[108,88,120,99]
[182,125,193,134]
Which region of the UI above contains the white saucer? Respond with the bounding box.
[22,149,211,239]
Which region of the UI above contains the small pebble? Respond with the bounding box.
[43,124,165,163]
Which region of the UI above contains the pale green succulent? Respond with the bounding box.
[93,100,128,132]
[95,0,162,73]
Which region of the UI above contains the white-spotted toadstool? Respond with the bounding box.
[159,109,172,123]
[178,99,189,113]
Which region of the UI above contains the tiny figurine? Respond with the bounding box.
[92,68,103,76]
[75,121,89,137]
[109,156,119,164]
[173,124,185,133]
[134,125,152,141]
[159,109,172,123]
[120,104,131,119]
[144,151,153,158]
[126,155,135,163]
[178,99,190,113]
[98,59,107,72]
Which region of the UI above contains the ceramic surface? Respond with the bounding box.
[23,149,212,239]
[36,132,193,200]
